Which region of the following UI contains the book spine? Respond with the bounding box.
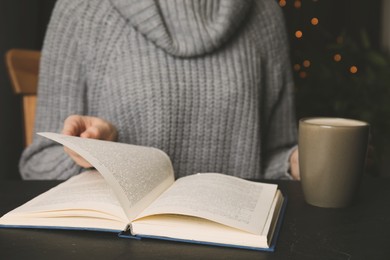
[118,224,141,240]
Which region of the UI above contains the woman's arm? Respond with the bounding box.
[257,0,298,180]
[19,0,90,180]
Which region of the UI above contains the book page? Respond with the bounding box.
[38,133,175,221]
[132,214,269,248]
[135,173,277,234]
[131,192,284,248]
[0,171,128,231]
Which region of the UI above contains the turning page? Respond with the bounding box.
[38,133,175,220]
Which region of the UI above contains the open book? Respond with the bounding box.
[0,133,286,251]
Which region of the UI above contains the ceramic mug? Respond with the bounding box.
[298,117,370,208]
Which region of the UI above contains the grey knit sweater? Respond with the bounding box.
[19,0,297,180]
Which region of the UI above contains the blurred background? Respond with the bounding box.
[0,0,388,179]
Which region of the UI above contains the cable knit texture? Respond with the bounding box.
[19,0,297,180]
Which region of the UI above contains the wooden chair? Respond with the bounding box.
[5,49,41,147]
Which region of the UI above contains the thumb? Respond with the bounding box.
[80,126,101,139]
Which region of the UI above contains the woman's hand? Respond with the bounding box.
[289,148,300,180]
[61,115,118,168]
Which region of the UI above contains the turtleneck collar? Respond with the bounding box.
[110,0,253,57]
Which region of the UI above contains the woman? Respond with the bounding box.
[20,0,299,180]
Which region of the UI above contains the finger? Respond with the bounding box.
[64,147,93,168]
[80,125,107,139]
[80,120,116,141]
[289,149,300,180]
[292,167,300,180]
[62,115,86,136]
[63,116,117,141]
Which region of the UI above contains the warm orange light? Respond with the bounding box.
[293,64,301,71]
[294,0,302,8]
[333,54,342,62]
[350,66,358,74]
[311,18,319,26]
[279,0,286,7]
[303,60,311,67]
[299,71,307,78]
[295,30,303,39]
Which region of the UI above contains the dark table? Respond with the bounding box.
[0,176,389,260]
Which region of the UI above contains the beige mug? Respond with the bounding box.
[298,117,370,208]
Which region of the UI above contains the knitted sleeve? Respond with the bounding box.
[259,1,298,180]
[19,0,88,179]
